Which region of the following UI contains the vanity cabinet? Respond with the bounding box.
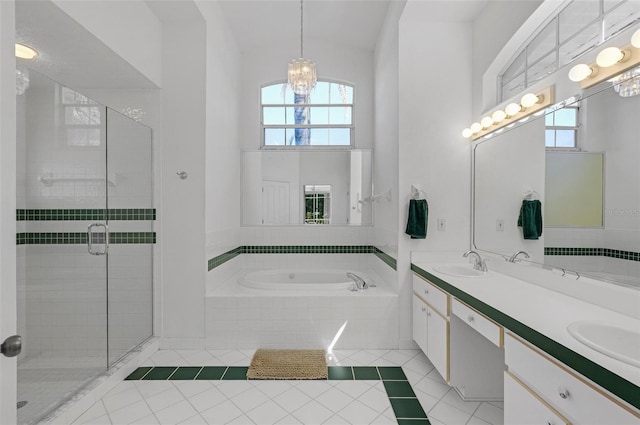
[504,371,571,425]
[412,274,450,381]
[505,333,640,424]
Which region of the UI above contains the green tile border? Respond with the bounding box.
[16,232,156,245]
[16,208,156,221]
[411,263,640,411]
[545,247,640,262]
[124,365,429,422]
[207,245,398,272]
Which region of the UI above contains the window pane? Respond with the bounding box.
[554,108,578,126]
[310,107,329,125]
[263,107,285,125]
[545,110,555,126]
[502,72,526,100]
[67,128,101,147]
[559,21,600,66]
[261,84,286,104]
[329,106,352,125]
[264,128,285,145]
[309,128,329,145]
[545,129,556,147]
[527,19,556,65]
[310,81,330,104]
[330,83,353,104]
[328,128,351,145]
[62,87,94,105]
[555,130,576,147]
[527,51,557,85]
[65,106,101,125]
[503,50,526,83]
[604,1,640,40]
[559,1,600,44]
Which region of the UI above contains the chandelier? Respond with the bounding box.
[16,66,30,96]
[288,0,317,95]
[612,65,640,97]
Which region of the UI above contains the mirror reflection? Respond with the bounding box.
[242,150,372,225]
[474,81,640,288]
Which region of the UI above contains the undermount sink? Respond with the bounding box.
[567,321,640,368]
[432,264,489,278]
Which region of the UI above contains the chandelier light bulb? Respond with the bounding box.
[596,47,626,68]
[470,122,482,133]
[462,128,473,138]
[505,103,522,117]
[520,93,540,108]
[480,116,494,129]
[568,63,595,82]
[491,110,507,123]
[15,43,38,60]
[632,28,640,48]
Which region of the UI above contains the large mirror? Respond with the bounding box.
[474,80,640,288]
[242,150,373,225]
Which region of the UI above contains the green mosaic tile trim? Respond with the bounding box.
[18,232,156,245]
[16,208,156,221]
[374,247,397,270]
[124,365,430,422]
[208,247,242,271]
[411,263,640,411]
[545,247,640,262]
[242,245,373,254]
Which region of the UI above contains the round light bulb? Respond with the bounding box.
[470,122,482,133]
[480,116,494,129]
[505,103,521,117]
[461,128,473,138]
[491,110,507,123]
[15,43,38,60]
[568,63,594,82]
[596,47,625,67]
[520,93,540,108]
[632,28,640,48]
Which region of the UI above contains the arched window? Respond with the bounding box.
[260,80,354,147]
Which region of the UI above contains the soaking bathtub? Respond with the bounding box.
[238,269,362,290]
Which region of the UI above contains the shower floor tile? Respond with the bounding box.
[70,349,504,425]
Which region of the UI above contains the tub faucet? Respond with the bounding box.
[508,251,530,263]
[463,250,488,272]
[346,272,368,290]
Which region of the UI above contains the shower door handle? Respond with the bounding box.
[87,223,109,255]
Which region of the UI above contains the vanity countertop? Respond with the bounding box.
[411,256,640,411]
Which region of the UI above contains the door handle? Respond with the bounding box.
[1,335,22,357]
[87,223,109,255]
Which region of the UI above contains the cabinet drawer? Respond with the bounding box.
[451,298,503,347]
[505,333,640,424]
[504,371,571,425]
[413,274,449,316]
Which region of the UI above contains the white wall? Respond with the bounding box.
[397,5,474,347]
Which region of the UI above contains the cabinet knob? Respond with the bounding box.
[421,307,426,312]
[558,387,570,399]
[427,312,431,317]
[424,289,429,295]
[467,315,474,323]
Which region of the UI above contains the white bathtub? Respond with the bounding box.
[239,269,362,290]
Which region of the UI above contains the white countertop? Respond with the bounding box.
[411,253,640,389]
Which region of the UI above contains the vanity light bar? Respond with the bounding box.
[462,86,554,141]
[568,28,640,89]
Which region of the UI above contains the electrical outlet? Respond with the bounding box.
[437,218,446,231]
[496,219,504,231]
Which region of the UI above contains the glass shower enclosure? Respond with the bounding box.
[16,69,153,424]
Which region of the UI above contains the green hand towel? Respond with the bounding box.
[517,199,542,240]
[405,199,428,239]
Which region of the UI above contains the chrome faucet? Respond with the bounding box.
[508,251,530,263]
[346,272,368,290]
[463,250,488,272]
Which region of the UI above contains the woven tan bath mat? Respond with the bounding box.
[246,348,328,380]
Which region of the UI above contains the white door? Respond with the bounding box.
[262,180,290,225]
[1,1,18,423]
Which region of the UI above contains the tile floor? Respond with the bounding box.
[71,349,504,425]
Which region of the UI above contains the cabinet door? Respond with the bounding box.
[427,307,449,382]
[412,295,428,353]
[504,371,571,425]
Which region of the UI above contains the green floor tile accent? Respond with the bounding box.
[353,366,380,380]
[222,366,249,380]
[383,380,416,398]
[125,366,153,380]
[169,367,202,380]
[390,398,428,419]
[195,366,227,380]
[142,367,177,380]
[328,366,354,380]
[396,420,431,425]
[378,366,407,380]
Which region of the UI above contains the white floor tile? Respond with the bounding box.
[135,381,176,399]
[225,414,255,424]
[294,381,333,399]
[252,380,294,398]
[177,413,208,425]
[83,414,113,424]
[187,387,227,413]
[334,381,374,399]
[274,415,304,425]
[200,399,243,425]
[314,387,354,413]
[428,401,473,424]
[345,351,381,365]
[440,388,481,415]
[229,387,269,412]
[72,401,108,424]
[369,412,398,425]
[414,389,441,413]
[109,400,154,425]
[245,400,289,425]
[175,380,215,399]
[412,376,451,400]
[291,400,334,425]
[473,402,504,425]
[272,387,313,412]
[154,400,199,425]
[322,414,352,424]
[467,416,492,425]
[337,400,380,424]
[102,385,143,414]
[358,385,391,413]
[213,381,253,398]
[145,387,186,413]
[129,413,160,425]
